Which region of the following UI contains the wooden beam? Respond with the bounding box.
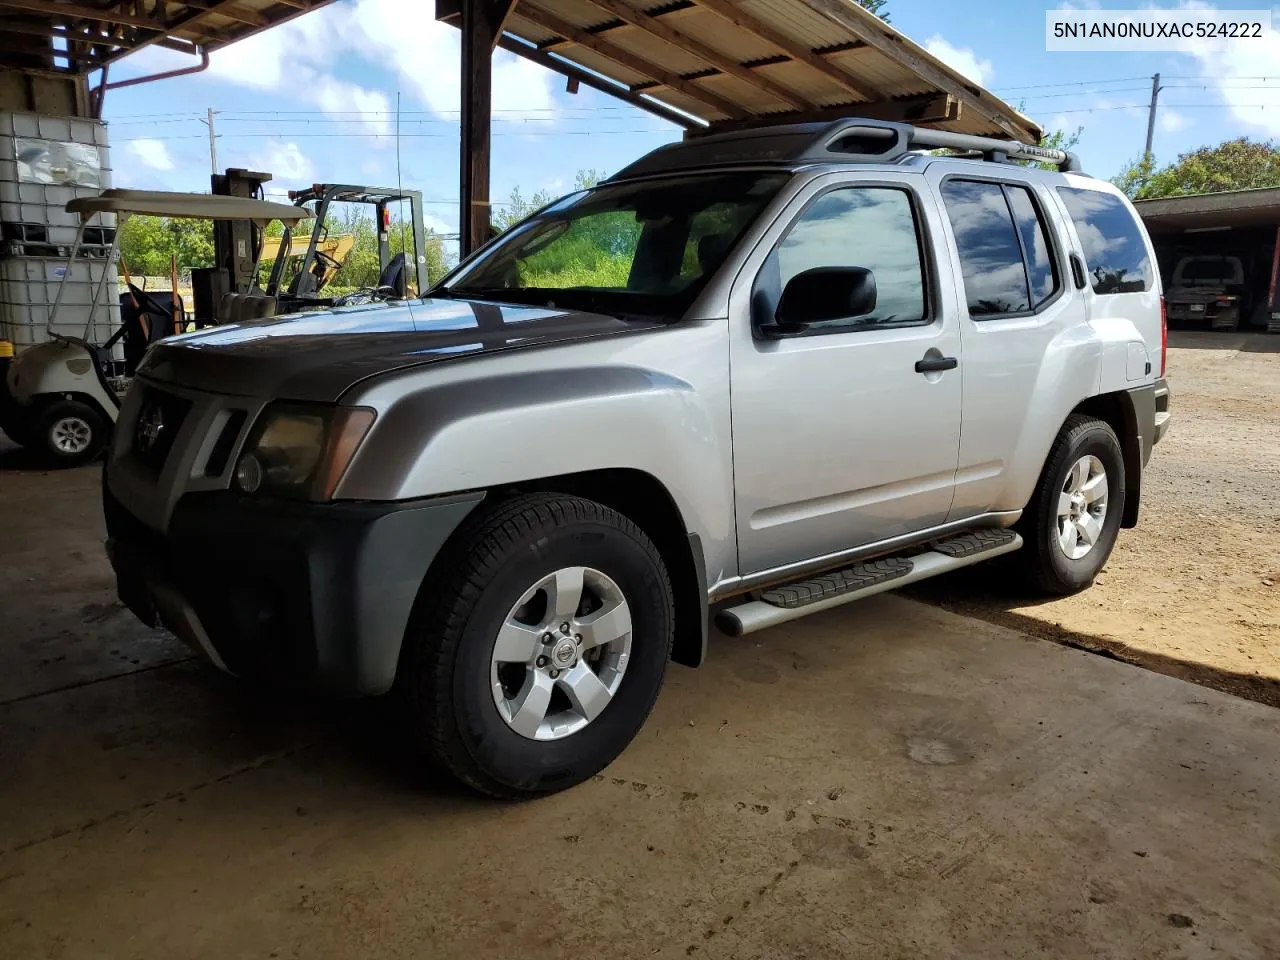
[460,0,520,256]
[0,0,164,30]
[692,94,960,137]
[0,35,101,64]
[518,2,744,120]
[436,0,462,27]
[582,0,812,111]
[497,34,697,130]
[179,1,270,29]
[688,0,875,101]
[797,0,1038,142]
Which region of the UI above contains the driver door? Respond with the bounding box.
[728,173,964,576]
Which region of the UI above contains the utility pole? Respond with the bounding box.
[1144,73,1163,159]
[200,107,218,174]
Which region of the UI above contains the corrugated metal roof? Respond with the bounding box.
[482,0,1040,142]
[0,1,341,73]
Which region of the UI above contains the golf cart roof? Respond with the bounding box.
[66,189,311,224]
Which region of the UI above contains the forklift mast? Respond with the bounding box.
[210,167,273,291]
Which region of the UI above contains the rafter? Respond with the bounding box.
[516,2,746,120]
[798,0,1034,142]
[696,94,961,136]
[581,0,812,111]
[0,0,163,31]
[688,0,875,101]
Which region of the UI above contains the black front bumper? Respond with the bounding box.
[104,485,483,696]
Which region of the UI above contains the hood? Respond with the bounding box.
[137,297,667,401]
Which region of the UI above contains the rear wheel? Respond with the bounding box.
[37,400,108,467]
[1018,415,1125,596]
[399,494,674,799]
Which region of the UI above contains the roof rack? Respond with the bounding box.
[607,119,1082,183]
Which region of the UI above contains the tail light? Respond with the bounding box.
[1159,296,1168,377]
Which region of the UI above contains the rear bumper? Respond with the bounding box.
[1126,378,1171,468]
[103,485,483,695]
[1152,378,1172,447]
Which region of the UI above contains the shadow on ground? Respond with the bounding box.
[1166,329,1280,353]
[904,567,1280,709]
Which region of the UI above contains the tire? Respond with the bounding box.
[399,493,675,799]
[1018,414,1125,596]
[37,399,108,467]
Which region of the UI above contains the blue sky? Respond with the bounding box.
[103,0,1280,252]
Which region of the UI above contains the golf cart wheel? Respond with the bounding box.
[1018,415,1125,596]
[399,493,674,799]
[38,399,108,467]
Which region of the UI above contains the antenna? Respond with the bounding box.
[395,89,410,268]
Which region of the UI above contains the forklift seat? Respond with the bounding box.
[376,252,408,299]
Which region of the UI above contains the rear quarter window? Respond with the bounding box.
[1056,187,1153,294]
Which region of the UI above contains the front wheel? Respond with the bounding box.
[399,494,674,799]
[1018,415,1125,596]
[37,399,108,467]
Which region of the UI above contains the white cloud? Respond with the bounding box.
[1177,3,1280,138]
[251,141,315,184]
[1158,108,1189,133]
[126,138,174,171]
[346,0,556,119]
[924,36,994,87]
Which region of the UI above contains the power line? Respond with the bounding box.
[994,75,1153,92]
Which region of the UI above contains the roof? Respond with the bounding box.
[67,189,310,223]
[0,1,340,72]
[1134,187,1280,234]
[442,0,1041,143]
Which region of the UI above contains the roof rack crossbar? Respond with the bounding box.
[905,127,1081,173]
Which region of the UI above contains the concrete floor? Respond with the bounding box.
[2,452,1280,959]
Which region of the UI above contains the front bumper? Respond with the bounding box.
[103,485,483,695]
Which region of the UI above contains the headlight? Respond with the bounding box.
[234,403,375,501]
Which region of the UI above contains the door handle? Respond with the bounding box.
[915,355,958,373]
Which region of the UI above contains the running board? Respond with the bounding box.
[715,528,1022,637]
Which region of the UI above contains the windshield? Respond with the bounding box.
[439,171,789,316]
[1177,257,1241,283]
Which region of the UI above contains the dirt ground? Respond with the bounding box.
[912,331,1280,706]
[2,332,1280,957]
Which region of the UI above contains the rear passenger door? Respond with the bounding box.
[928,173,1092,521]
[729,173,963,576]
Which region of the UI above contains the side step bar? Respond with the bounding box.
[715,528,1022,637]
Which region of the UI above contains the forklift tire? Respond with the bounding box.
[37,400,108,467]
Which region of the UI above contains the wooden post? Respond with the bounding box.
[1267,224,1280,333]
[170,253,180,336]
[459,0,517,257]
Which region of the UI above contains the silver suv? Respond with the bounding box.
[103,120,1171,798]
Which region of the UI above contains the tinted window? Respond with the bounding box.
[940,179,1029,316]
[773,186,927,329]
[1006,186,1058,305]
[1057,186,1152,294]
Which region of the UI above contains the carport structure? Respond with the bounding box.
[436,0,1042,253]
[1136,188,1280,333]
[0,0,1042,258]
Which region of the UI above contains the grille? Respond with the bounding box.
[131,387,192,476]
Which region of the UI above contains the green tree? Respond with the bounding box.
[856,0,890,20]
[1111,137,1280,199]
[117,215,214,277]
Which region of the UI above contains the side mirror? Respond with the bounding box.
[768,266,877,336]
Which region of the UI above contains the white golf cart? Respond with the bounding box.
[0,189,308,466]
